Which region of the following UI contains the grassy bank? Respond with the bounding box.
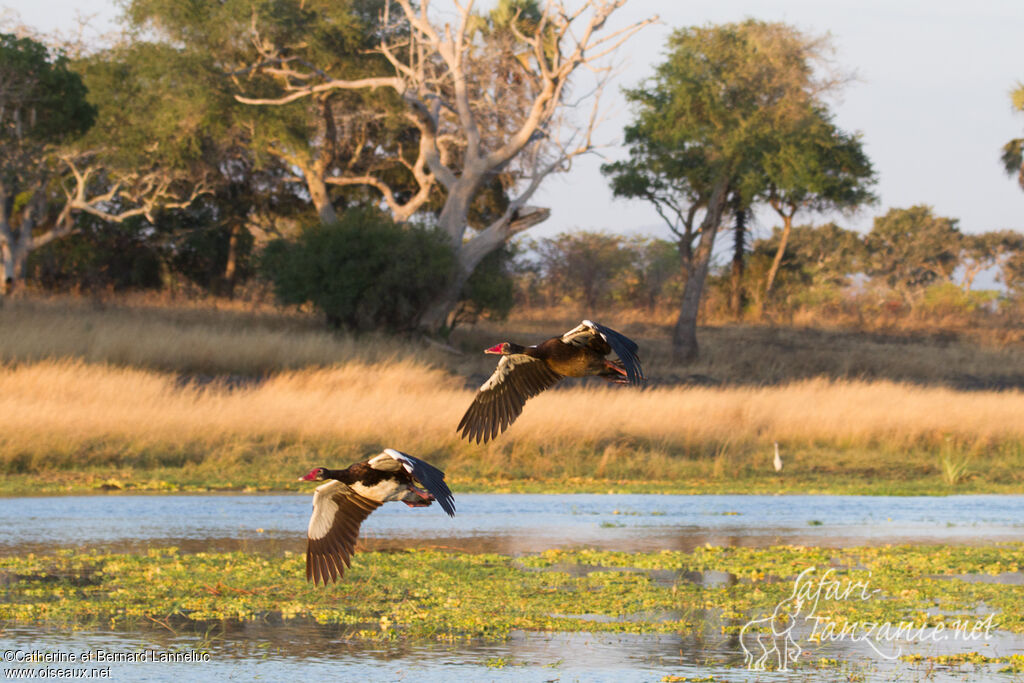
[1,360,1023,495]
[2,544,1021,641]
[2,296,1024,495]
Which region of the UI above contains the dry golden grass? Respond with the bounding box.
[2,294,1024,494]
[0,297,440,374]
[6,296,1024,388]
[2,358,1023,488]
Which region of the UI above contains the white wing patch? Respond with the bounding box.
[350,479,408,502]
[480,354,540,391]
[367,452,402,472]
[383,448,415,476]
[308,481,346,540]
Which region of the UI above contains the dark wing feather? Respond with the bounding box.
[306,481,381,585]
[581,320,645,386]
[457,354,563,444]
[383,448,456,517]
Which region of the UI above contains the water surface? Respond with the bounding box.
[1,493,1022,556]
[3,493,1023,681]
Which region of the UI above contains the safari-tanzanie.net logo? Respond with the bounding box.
[740,566,998,671]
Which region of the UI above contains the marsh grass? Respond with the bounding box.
[939,441,975,487]
[1,359,1024,493]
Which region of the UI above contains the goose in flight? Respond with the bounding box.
[298,448,455,585]
[458,320,645,444]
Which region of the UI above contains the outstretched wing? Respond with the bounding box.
[382,448,456,517]
[306,480,381,585]
[457,354,563,444]
[563,320,645,386]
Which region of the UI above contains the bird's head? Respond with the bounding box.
[298,467,326,482]
[484,342,510,355]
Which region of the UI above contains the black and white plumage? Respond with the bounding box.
[457,320,645,444]
[298,448,455,585]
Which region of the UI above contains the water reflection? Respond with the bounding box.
[6,617,1020,682]
[1,493,1022,557]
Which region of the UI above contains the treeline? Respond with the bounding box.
[515,205,1024,320]
[3,3,1024,359]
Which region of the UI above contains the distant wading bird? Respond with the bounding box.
[298,449,455,585]
[458,320,645,444]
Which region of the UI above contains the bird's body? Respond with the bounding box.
[773,442,783,472]
[458,320,645,444]
[299,449,455,585]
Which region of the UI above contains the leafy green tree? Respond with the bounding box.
[531,231,633,310]
[749,222,866,302]
[959,230,1024,292]
[1,33,215,292]
[125,0,420,231]
[626,236,681,310]
[260,208,454,331]
[761,110,876,301]
[865,206,962,304]
[0,33,94,288]
[1002,84,1024,189]
[603,20,840,361]
[236,0,653,332]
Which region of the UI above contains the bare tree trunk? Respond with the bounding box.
[764,213,794,302]
[419,206,550,333]
[0,242,11,294]
[304,170,338,224]
[672,180,729,363]
[221,222,242,298]
[729,208,747,318]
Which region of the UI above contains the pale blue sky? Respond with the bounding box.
[6,0,1023,246]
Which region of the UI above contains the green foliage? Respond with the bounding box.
[761,110,876,217]
[0,33,95,146]
[77,42,236,171]
[751,222,866,290]
[919,282,998,317]
[603,20,836,225]
[1002,83,1024,189]
[531,231,634,309]
[865,206,962,302]
[260,208,454,331]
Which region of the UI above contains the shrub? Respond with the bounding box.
[27,216,164,292]
[259,208,454,332]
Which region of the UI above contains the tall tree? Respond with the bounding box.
[126,0,408,229]
[959,230,1024,292]
[728,205,749,318]
[532,231,632,310]
[760,110,876,303]
[603,20,836,361]
[0,33,208,291]
[864,205,962,304]
[748,221,866,300]
[235,0,654,333]
[0,33,94,288]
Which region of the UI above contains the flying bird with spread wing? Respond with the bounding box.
[457,320,645,444]
[298,448,455,585]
